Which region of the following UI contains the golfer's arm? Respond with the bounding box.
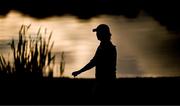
[79,59,96,73]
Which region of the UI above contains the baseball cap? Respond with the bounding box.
[93,24,110,33]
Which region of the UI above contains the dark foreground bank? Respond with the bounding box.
[0,77,180,104]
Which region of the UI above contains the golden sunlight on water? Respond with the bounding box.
[0,10,179,78]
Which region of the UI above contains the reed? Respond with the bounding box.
[60,51,65,77]
[0,25,56,79]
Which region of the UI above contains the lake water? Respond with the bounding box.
[0,10,179,78]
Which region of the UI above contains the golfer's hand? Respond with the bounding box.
[72,71,81,77]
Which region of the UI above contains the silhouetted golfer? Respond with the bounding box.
[72,24,117,81]
[72,24,117,99]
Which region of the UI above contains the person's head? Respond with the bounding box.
[93,24,112,41]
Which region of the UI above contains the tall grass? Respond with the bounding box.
[60,51,65,77]
[0,25,56,79]
[0,55,12,79]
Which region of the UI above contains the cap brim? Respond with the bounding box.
[92,29,97,32]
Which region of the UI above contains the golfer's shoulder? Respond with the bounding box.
[110,43,116,51]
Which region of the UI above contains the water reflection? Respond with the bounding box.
[0,10,180,78]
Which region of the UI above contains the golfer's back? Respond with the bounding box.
[94,41,117,81]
